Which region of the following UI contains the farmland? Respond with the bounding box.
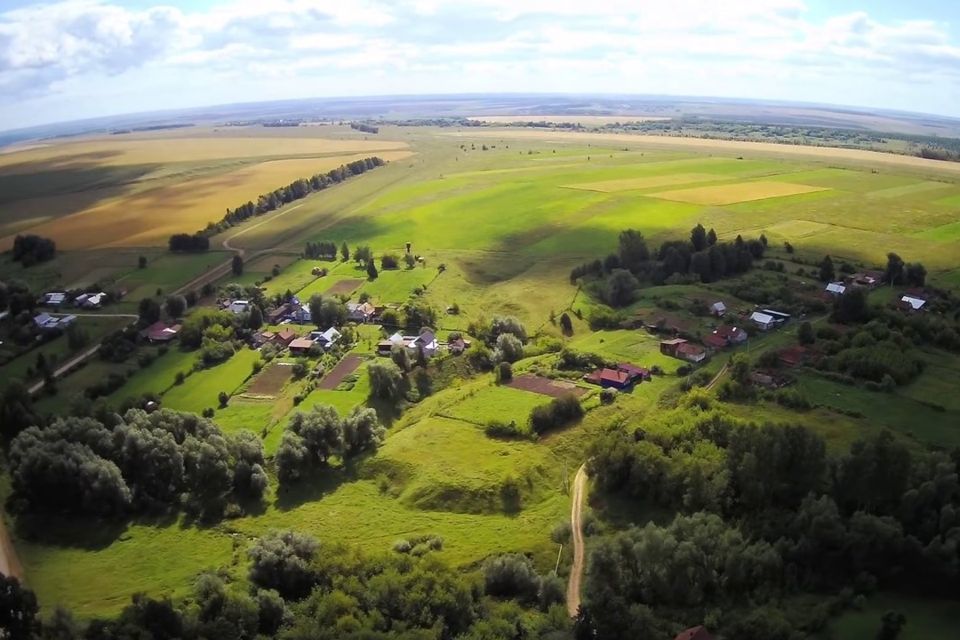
[2,121,960,634]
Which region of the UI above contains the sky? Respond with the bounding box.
[1,0,960,130]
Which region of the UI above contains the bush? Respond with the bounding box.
[530,393,584,435]
[248,531,319,600]
[483,554,541,603]
[495,333,524,363]
[496,361,513,382]
[484,420,526,439]
[599,388,617,404]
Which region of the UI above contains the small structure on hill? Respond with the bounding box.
[289,337,315,355]
[448,336,472,355]
[347,302,376,323]
[41,292,67,306]
[310,327,342,350]
[848,271,882,288]
[378,329,439,358]
[674,626,714,640]
[227,300,251,314]
[275,327,298,347]
[33,313,76,332]
[584,362,651,390]
[710,301,726,317]
[825,282,846,296]
[660,338,706,363]
[899,293,927,312]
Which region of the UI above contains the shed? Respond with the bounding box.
[289,337,316,354]
[750,311,776,331]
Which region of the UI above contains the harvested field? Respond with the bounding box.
[0,152,411,250]
[325,278,364,296]
[650,181,828,205]
[318,355,363,390]
[507,374,587,398]
[243,362,292,397]
[565,172,722,192]
[468,115,669,125]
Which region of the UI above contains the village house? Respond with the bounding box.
[378,329,439,358]
[290,304,312,324]
[715,325,747,345]
[252,330,277,347]
[448,336,471,355]
[140,321,181,343]
[659,337,688,357]
[710,301,726,317]
[703,333,728,350]
[848,270,882,288]
[275,327,298,347]
[33,313,76,332]
[899,292,927,312]
[227,300,251,314]
[584,362,651,390]
[346,301,376,323]
[825,281,846,296]
[309,327,342,350]
[41,292,67,306]
[674,626,715,640]
[266,303,291,325]
[750,311,776,331]
[660,338,707,363]
[288,337,316,355]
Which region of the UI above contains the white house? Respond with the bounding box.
[42,292,66,306]
[825,282,846,296]
[228,300,251,314]
[346,302,376,323]
[900,295,926,311]
[291,305,312,323]
[710,301,726,317]
[750,311,776,331]
[309,327,342,350]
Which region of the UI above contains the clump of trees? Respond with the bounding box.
[168,232,210,252]
[483,553,565,610]
[578,399,960,640]
[571,226,767,307]
[7,409,267,517]
[304,241,339,260]
[11,234,56,266]
[529,393,583,435]
[276,405,385,483]
[350,122,379,134]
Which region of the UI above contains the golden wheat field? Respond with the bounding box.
[0,131,412,250]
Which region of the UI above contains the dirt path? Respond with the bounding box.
[173,203,306,296]
[0,515,23,580]
[27,344,101,395]
[566,464,588,617]
[705,362,729,391]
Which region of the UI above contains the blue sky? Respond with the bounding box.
[1,0,960,130]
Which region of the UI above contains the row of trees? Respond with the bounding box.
[580,398,960,639]
[203,157,385,236]
[276,405,385,483]
[303,241,340,260]
[8,409,267,517]
[11,234,56,266]
[350,122,379,134]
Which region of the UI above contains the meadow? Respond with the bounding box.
[5,123,960,623]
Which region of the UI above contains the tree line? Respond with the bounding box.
[350,122,379,134]
[571,225,767,307]
[7,408,267,518]
[579,398,960,640]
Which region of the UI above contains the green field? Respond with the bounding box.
[829,593,957,640]
[160,348,261,414]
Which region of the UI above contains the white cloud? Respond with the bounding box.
[0,0,959,127]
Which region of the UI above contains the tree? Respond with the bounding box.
[340,242,350,261]
[690,223,708,252]
[833,288,871,324]
[497,361,513,383]
[876,610,906,640]
[381,254,400,270]
[617,229,650,274]
[0,575,39,639]
[391,345,412,372]
[819,255,835,282]
[604,269,640,307]
[798,321,816,345]
[341,407,385,458]
[366,260,379,280]
[314,297,346,329]
[164,294,187,318]
[368,361,405,401]
[138,255,148,269]
[232,254,244,276]
[707,228,718,246]
[138,297,161,325]
[248,530,319,599]
[248,304,264,330]
[218,391,229,408]
[885,253,904,285]
[495,333,524,363]
[560,312,573,335]
[784,241,794,254]
[404,252,416,269]
[690,251,713,282]
[904,262,926,287]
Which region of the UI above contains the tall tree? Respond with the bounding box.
[707,228,718,246]
[232,255,244,276]
[690,224,708,252]
[819,255,835,282]
[617,229,650,274]
[885,253,904,285]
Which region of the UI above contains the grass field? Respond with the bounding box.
[650,180,829,205]
[440,384,547,426]
[829,593,957,640]
[161,349,260,414]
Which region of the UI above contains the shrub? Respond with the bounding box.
[530,393,584,435]
[496,361,513,382]
[485,420,526,439]
[599,388,617,404]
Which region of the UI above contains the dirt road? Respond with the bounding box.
[27,344,101,395]
[0,515,23,580]
[705,363,729,391]
[566,464,588,617]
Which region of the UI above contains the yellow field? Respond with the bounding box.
[649,181,828,205]
[0,150,412,250]
[0,134,408,173]
[564,172,723,192]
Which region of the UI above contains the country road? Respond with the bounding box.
[566,464,588,617]
[0,514,23,580]
[27,343,101,395]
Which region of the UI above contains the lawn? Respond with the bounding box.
[829,592,957,640]
[440,384,547,426]
[161,348,261,414]
[570,329,683,373]
[110,347,200,405]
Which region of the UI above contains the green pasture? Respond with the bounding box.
[161,348,260,414]
[118,251,230,300]
[440,384,547,426]
[110,347,199,405]
[829,593,957,640]
[570,329,681,373]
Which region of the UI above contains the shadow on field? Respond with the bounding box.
[273,465,357,512]
[13,510,179,551]
[0,158,160,210]
[456,224,562,285]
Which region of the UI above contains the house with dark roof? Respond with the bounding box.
[141,321,182,343]
[659,338,688,357]
[676,342,707,363]
[584,362,650,390]
[703,333,728,350]
[289,337,316,355]
[715,325,747,344]
[275,328,298,347]
[778,345,809,367]
[266,303,291,325]
[674,625,714,640]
